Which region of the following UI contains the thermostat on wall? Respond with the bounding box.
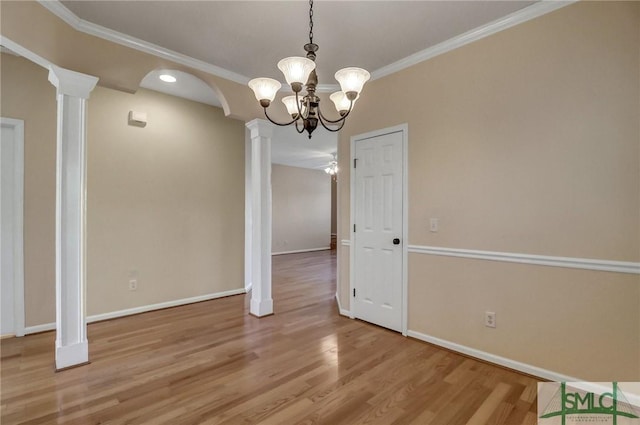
[128,111,147,127]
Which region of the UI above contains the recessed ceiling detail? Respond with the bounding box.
[140,69,222,108]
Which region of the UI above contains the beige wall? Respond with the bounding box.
[0,53,56,327]
[87,87,245,315]
[337,1,640,380]
[272,164,331,253]
[1,53,246,323]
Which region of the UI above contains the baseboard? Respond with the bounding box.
[24,322,56,335]
[272,247,330,256]
[88,288,247,323]
[406,330,580,382]
[24,287,248,335]
[335,293,350,317]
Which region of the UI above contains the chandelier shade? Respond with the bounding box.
[277,57,316,89]
[248,78,282,106]
[334,67,370,97]
[247,0,369,138]
[282,95,306,116]
[330,91,359,114]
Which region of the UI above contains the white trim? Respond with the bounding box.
[37,0,249,85]
[371,1,577,81]
[350,124,409,335]
[1,118,25,337]
[349,136,356,320]
[245,119,274,318]
[272,247,330,256]
[55,340,88,370]
[335,293,350,317]
[87,288,247,323]
[35,1,575,87]
[407,330,580,382]
[23,288,248,335]
[49,65,98,370]
[340,239,350,246]
[24,322,57,335]
[408,245,640,275]
[244,131,252,293]
[401,125,408,337]
[0,36,52,69]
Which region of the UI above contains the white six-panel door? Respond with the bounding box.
[353,130,404,332]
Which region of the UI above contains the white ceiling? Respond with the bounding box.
[271,126,338,170]
[55,0,539,169]
[140,69,222,108]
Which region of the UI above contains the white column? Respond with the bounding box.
[245,119,274,317]
[48,65,98,370]
[244,129,252,292]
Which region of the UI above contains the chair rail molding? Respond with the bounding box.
[407,245,640,275]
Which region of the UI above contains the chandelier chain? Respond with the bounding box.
[308,0,314,44]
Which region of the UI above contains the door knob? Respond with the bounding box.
[393,238,400,245]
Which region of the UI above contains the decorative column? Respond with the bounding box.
[244,131,252,292]
[245,119,274,317]
[48,65,98,370]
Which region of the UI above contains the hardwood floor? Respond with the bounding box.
[1,250,541,424]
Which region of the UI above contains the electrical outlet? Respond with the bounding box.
[485,311,496,328]
[128,279,138,291]
[430,218,439,232]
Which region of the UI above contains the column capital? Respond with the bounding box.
[245,119,274,140]
[48,65,98,99]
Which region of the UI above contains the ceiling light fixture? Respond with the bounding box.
[248,0,369,139]
[159,74,177,83]
[325,153,338,181]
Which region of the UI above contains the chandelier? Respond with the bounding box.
[248,0,370,139]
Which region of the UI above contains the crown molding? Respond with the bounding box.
[0,36,51,69]
[37,0,577,88]
[37,0,249,85]
[371,0,578,81]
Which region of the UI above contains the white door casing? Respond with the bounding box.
[0,117,25,337]
[350,125,408,334]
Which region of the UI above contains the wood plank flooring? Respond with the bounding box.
[1,250,541,424]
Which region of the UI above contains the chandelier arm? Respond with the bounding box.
[318,113,347,132]
[263,108,300,127]
[317,99,354,124]
[294,119,305,134]
[294,91,310,120]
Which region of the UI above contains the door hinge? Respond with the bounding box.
[353,288,356,297]
[353,224,356,232]
[353,158,357,168]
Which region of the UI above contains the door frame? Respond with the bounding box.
[1,117,25,337]
[349,124,408,336]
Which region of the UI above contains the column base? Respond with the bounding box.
[250,298,273,317]
[55,340,88,370]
